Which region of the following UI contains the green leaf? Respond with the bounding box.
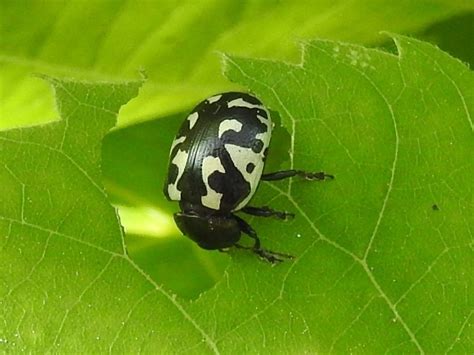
[1,0,473,129]
[1,34,473,353]
[221,34,473,353]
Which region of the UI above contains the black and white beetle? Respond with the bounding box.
[164,92,332,263]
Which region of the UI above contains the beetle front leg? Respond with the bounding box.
[234,216,293,263]
[241,206,294,220]
[261,170,334,181]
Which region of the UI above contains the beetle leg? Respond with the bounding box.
[234,215,294,263]
[234,216,261,249]
[235,244,293,263]
[234,244,253,251]
[261,170,334,181]
[241,206,294,220]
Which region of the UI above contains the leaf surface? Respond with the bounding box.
[1,35,473,353]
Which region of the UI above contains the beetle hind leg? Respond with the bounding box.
[241,206,294,220]
[235,244,293,263]
[234,215,294,264]
[261,170,334,181]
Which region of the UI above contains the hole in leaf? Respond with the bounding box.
[102,114,230,300]
[125,233,230,299]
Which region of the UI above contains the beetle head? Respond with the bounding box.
[174,212,241,250]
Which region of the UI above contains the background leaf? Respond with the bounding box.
[1,34,472,353]
[220,34,473,353]
[1,0,473,129]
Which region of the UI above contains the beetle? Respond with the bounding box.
[164,92,333,263]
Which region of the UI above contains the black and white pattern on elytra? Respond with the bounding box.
[187,112,199,129]
[227,97,265,111]
[166,148,188,200]
[206,94,222,104]
[164,92,272,213]
[218,119,242,138]
[169,136,185,153]
[201,155,225,209]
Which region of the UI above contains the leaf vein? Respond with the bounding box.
[446,310,474,353]
[125,257,220,355]
[50,256,115,350]
[108,288,156,354]
[7,232,53,297]
[0,216,120,256]
[329,295,378,352]
[0,136,107,199]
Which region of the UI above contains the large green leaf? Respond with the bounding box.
[221,34,473,353]
[1,0,473,129]
[1,34,472,353]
